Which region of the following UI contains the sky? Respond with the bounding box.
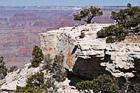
[0,0,140,6]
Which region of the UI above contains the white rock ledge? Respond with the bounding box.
[40,23,140,78]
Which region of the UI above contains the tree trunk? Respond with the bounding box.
[86,16,93,24]
[86,19,92,24]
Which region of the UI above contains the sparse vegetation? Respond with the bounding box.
[97,3,140,43]
[74,6,103,23]
[0,56,7,79]
[76,80,93,91]
[53,52,64,68]
[8,66,18,72]
[111,3,140,29]
[31,45,44,67]
[16,52,66,92]
[26,72,44,88]
[43,54,52,70]
[97,25,127,43]
[76,74,119,93]
[106,36,115,43]
[53,51,66,82]
[79,32,85,38]
[16,72,52,93]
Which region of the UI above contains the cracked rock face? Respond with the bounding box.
[40,23,140,79]
[0,63,44,91]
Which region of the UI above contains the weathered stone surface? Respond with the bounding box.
[40,23,140,79]
[0,63,44,91]
[55,78,79,93]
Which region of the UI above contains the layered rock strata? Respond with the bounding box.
[40,23,140,79]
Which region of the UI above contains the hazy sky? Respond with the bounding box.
[0,0,140,6]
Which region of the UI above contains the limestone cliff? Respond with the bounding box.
[40,23,140,80]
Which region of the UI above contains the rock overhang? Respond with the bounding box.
[39,23,140,78]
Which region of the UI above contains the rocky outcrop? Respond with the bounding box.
[40,23,140,80]
[0,63,44,91]
[1,23,140,92]
[0,60,77,92]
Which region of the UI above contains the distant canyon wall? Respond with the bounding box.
[0,6,125,68]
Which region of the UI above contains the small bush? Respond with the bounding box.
[53,52,66,82]
[53,51,64,68]
[97,29,107,38]
[43,54,52,70]
[79,32,85,38]
[92,74,119,93]
[26,72,44,88]
[42,81,53,89]
[8,66,18,72]
[76,74,119,93]
[115,34,126,42]
[97,25,127,43]
[76,80,93,90]
[16,86,44,93]
[31,45,44,67]
[16,72,52,93]
[106,36,115,43]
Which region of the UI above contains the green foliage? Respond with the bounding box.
[0,56,7,79]
[76,74,119,93]
[74,6,103,23]
[16,86,44,93]
[53,52,66,82]
[97,3,140,43]
[111,3,140,28]
[42,81,53,89]
[106,36,115,43]
[53,51,64,68]
[76,80,93,90]
[16,72,52,93]
[92,74,119,93]
[97,25,127,43]
[79,32,85,38]
[8,66,18,72]
[26,72,44,88]
[43,54,52,70]
[97,25,116,38]
[127,3,132,8]
[31,45,44,67]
